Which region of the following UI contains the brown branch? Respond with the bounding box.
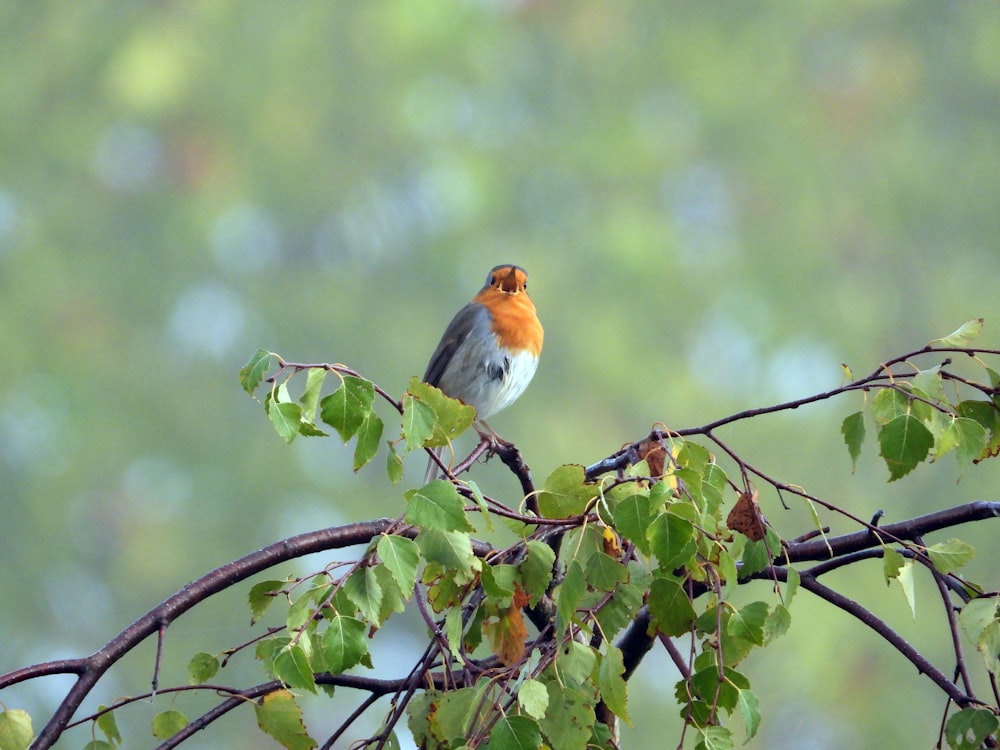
[5,519,497,750]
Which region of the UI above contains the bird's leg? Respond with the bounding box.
[474,419,513,451]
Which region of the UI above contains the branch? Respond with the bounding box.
[783,501,1000,563]
[785,567,978,708]
[584,345,1000,480]
[6,519,496,750]
[614,502,1000,683]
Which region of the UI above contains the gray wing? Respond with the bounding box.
[422,302,491,387]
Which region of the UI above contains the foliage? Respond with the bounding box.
[2,323,1000,749]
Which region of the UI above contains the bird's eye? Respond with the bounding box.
[523,280,528,289]
[489,274,496,285]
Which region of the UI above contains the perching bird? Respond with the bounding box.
[422,264,543,483]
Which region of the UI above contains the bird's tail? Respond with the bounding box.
[424,447,445,485]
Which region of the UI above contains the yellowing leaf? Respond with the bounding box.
[0,709,34,750]
[518,678,550,719]
[483,588,530,666]
[255,690,317,750]
[151,709,188,740]
[931,318,983,348]
[927,538,975,575]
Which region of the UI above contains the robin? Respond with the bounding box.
[423,264,543,482]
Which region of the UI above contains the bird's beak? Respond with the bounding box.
[500,266,519,293]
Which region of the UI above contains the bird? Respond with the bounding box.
[422,264,543,483]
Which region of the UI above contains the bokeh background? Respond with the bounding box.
[3,2,1000,748]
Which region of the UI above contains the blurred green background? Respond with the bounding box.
[2,2,1000,748]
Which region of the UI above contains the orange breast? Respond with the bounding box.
[478,293,543,357]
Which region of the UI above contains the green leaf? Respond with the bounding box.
[727,601,768,646]
[385,440,404,484]
[377,535,419,596]
[490,715,542,750]
[598,645,631,724]
[401,394,437,453]
[151,709,188,740]
[286,590,314,631]
[736,687,761,740]
[595,575,645,637]
[647,511,695,571]
[931,318,983,348]
[871,388,910,427]
[249,579,285,624]
[948,417,989,468]
[407,378,477,446]
[959,596,999,645]
[482,562,518,601]
[321,615,368,674]
[520,540,556,604]
[343,566,384,626]
[927,538,976,575]
[688,666,748,712]
[187,651,220,684]
[268,399,303,444]
[648,575,696,637]
[912,366,947,404]
[536,465,599,519]
[556,560,587,634]
[763,603,791,643]
[273,644,316,694]
[585,552,629,592]
[840,411,865,473]
[299,367,327,422]
[944,707,999,750]
[784,566,800,607]
[353,414,383,470]
[896,560,916,619]
[82,742,115,750]
[878,413,934,481]
[297,421,329,437]
[978,620,1000,673]
[96,706,121,746]
[538,681,596,750]
[404,480,474,532]
[465,480,493,531]
[255,690,317,750]
[882,546,905,583]
[558,641,597,686]
[374,563,406,623]
[740,535,778,579]
[320,375,374,441]
[696,725,734,750]
[239,348,274,395]
[416,529,478,584]
[0,709,34,750]
[612,493,652,555]
[443,606,465,662]
[518,678,550,720]
[433,686,476,740]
